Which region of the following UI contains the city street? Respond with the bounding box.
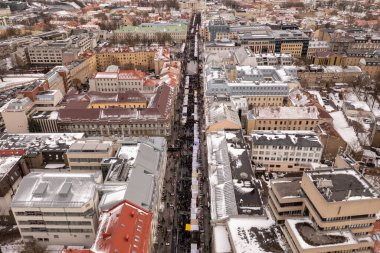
[155,12,210,253]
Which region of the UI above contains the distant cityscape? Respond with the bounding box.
[0,0,379,253]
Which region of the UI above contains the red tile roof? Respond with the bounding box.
[92,200,152,253]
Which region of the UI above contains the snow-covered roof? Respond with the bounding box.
[248,106,320,120]
[12,172,100,208]
[330,111,362,153]
[227,217,287,253]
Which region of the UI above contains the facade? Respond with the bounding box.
[89,67,146,92]
[67,55,97,86]
[307,40,330,59]
[0,156,28,225]
[66,140,116,172]
[246,106,323,134]
[27,34,96,65]
[205,100,241,133]
[312,51,346,66]
[359,57,380,78]
[114,22,188,43]
[12,172,102,247]
[95,47,157,72]
[251,130,323,172]
[269,168,380,253]
[0,97,35,133]
[204,65,294,106]
[298,65,362,87]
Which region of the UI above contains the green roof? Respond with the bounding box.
[116,23,188,33]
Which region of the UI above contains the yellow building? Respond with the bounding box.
[246,106,324,134]
[313,52,346,66]
[95,49,156,72]
[359,58,380,78]
[270,168,380,253]
[280,42,304,58]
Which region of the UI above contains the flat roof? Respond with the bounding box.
[271,177,302,200]
[248,106,319,120]
[12,172,99,208]
[252,131,322,148]
[306,168,379,202]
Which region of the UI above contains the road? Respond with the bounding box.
[155,12,211,253]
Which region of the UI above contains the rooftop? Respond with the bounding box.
[207,130,263,220]
[286,218,372,250]
[0,156,21,179]
[0,133,84,155]
[100,137,166,211]
[227,217,287,253]
[271,177,302,200]
[305,168,379,202]
[252,131,322,148]
[248,106,319,120]
[92,200,152,253]
[12,172,100,208]
[116,22,187,33]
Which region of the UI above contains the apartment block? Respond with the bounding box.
[246,106,323,134]
[12,172,102,247]
[269,168,380,253]
[251,130,323,172]
[114,22,188,43]
[27,34,96,65]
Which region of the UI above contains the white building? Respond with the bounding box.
[89,66,146,92]
[0,97,35,133]
[12,172,101,247]
[251,130,323,172]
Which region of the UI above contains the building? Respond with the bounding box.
[114,22,188,43]
[298,65,362,88]
[359,57,380,78]
[251,130,323,171]
[307,40,330,59]
[269,168,380,253]
[312,51,346,66]
[204,65,293,108]
[61,200,153,253]
[206,130,263,223]
[0,97,35,133]
[0,133,84,169]
[66,140,116,172]
[67,55,97,86]
[205,101,241,132]
[12,172,102,247]
[95,47,157,72]
[0,156,28,225]
[246,106,323,134]
[28,34,96,65]
[100,137,167,249]
[91,200,152,253]
[57,84,174,137]
[89,66,146,92]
